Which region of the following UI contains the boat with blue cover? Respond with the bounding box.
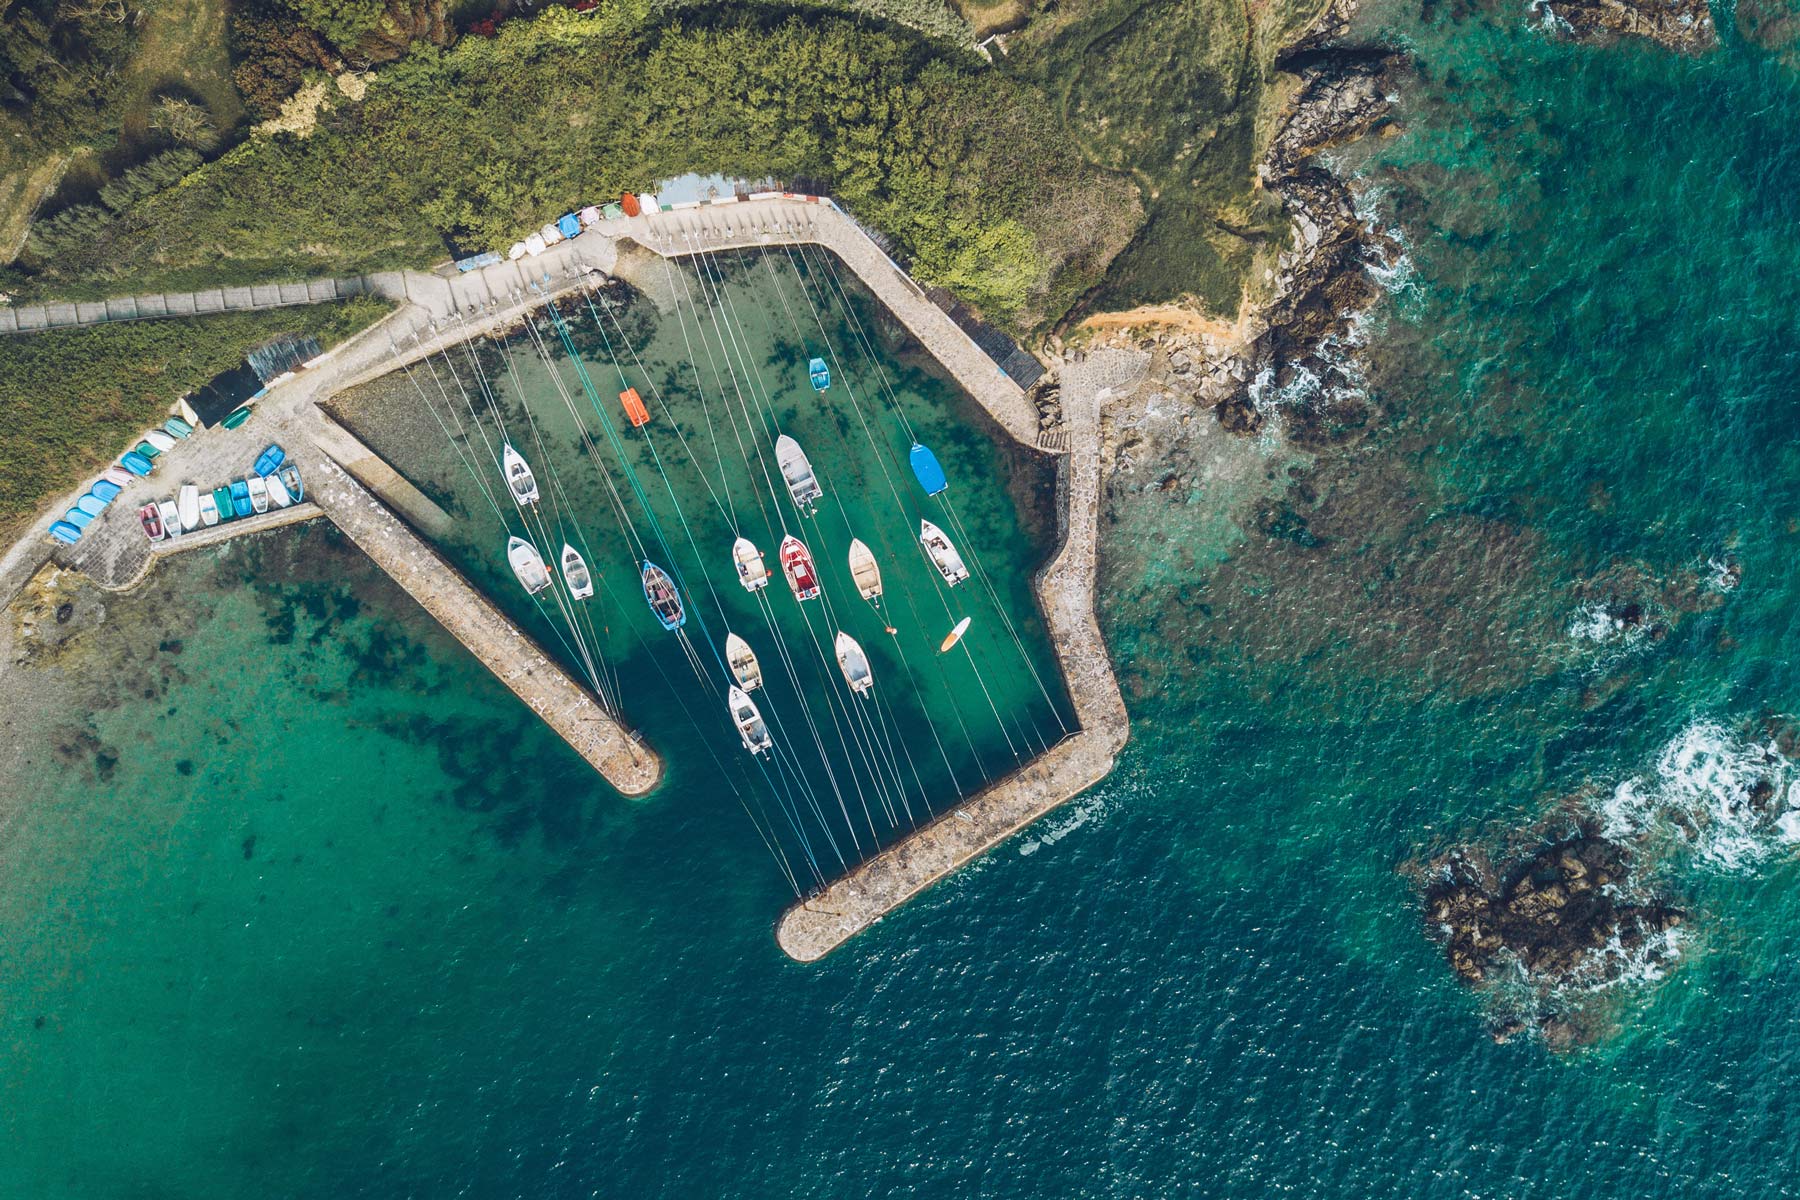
[121,452,153,477]
[229,479,252,518]
[63,508,94,530]
[49,521,83,545]
[91,479,122,502]
[909,443,948,496]
[75,495,107,518]
[808,357,831,391]
[642,561,685,630]
[253,443,285,477]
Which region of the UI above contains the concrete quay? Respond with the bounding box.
[775,351,1140,961]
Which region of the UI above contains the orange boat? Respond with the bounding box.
[621,192,641,217]
[619,387,650,427]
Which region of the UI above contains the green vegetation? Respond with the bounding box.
[0,296,390,530]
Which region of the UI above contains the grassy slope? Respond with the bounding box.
[0,296,391,537]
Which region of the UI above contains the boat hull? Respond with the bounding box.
[641,562,685,630]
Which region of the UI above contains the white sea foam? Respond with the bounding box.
[1705,557,1740,593]
[1018,792,1113,856]
[1567,602,1631,644]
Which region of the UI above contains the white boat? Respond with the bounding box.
[835,631,874,695]
[502,444,540,507]
[265,472,293,509]
[733,536,770,591]
[919,519,969,586]
[156,499,183,537]
[198,490,220,527]
[508,536,550,594]
[176,484,200,531]
[847,538,882,604]
[729,685,773,755]
[246,474,269,514]
[940,616,972,653]
[144,429,176,453]
[726,632,763,692]
[775,434,823,511]
[561,544,594,599]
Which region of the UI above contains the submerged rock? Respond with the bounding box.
[1532,0,1719,55]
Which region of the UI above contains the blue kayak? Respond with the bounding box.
[49,521,84,545]
[229,479,253,518]
[909,442,948,496]
[808,357,830,391]
[75,494,108,517]
[90,479,122,502]
[121,451,153,477]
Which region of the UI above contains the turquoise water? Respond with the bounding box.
[7,8,1800,1195]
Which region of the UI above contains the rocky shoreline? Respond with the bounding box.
[1533,0,1719,55]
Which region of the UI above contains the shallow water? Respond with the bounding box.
[7,7,1800,1195]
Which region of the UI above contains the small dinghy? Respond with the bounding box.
[90,479,122,503]
[909,443,948,496]
[49,520,83,545]
[641,561,685,630]
[265,472,293,509]
[136,440,160,460]
[253,443,285,477]
[920,519,969,586]
[144,429,176,454]
[228,479,252,518]
[277,463,303,503]
[775,434,823,512]
[508,536,551,595]
[64,506,95,528]
[502,444,540,507]
[733,536,770,592]
[847,538,882,604]
[157,499,183,537]
[726,632,763,692]
[177,483,201,530]
[163,416,194,439]
[75,495,107,518]
[940,616,972,653]
[729,685,773,755]
[213,485,237,521]
[221,405,252,430]
[102,466,134,488]
[121,451,153,477]
[779,535,820,601]
[835,631,874,695]
[808,356,831,391]
[560,544,594,599]
[198,490,220,527]
[246,474,269,514]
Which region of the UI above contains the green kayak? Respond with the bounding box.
[212,486,236,521]
[221,406,252,430]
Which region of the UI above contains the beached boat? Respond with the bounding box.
[847,538,882,604]
[641,561,685,630]
[63,508,93,530]
[733,536,770,592]
[265,473,293,509]
[277,464,303,503]
[176,484,200,530]
[221,406,252,430]
[102,466,134,488]
[560,544,594,599]
[726,632,763,692]
[136,440,160,460]
[502,444,540,507]
[163,416,194,438]
[74,495,107,518]
[198,490,220,526]
[779,535,820,601]
[835,631,874,695]
[920,519,969,586]
[121,451,153,477]
[728,686,773,755]
[229,479,252,518]
[89,479,122,503]
[940,616,972,653]
[507,536,551,595]
[808,356,831,391]
[253,443,285,477]
[213,485,236,521]
[775,434,823,511]
[246,474,269,514]
[157,499,182,537]
[49,520,83,545]
[910,443,948,496]
[144,429,176,454]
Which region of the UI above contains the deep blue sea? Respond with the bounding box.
[6,4,1800,1196]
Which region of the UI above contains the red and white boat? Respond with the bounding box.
[138,503,164,541]
[779,535,820,601]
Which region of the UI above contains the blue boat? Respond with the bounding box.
[253,443,286,477]
[49,520,84,545]
[808,357,831,391]
[229,478,253,518]
[63,508,94,530]
[641,561,685,631]
[90,479,122,502]
[909,442,948,496]
[75,494,108,517]
[163,416,194,438]
[121,451,153,477]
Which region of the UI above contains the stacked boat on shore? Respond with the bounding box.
[137,443,305,543]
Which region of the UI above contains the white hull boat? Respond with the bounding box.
[144,429,176,453]
[502,444,540,507]
[508,536,551,594]
[733,536,770,592]
[266,473,293,509]
[198,490,220,527]
[176,484,201,531]
[729,685,773,755]
[775,434,823,511]
[726,632,763,692]
[246,474,269,514]
[920,520,969,587]
[835,631,873,695]
[156,499,183,538]
[561,544,594,599]
[847,538,882,604]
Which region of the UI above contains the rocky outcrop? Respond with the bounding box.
[1532,0,1718,55]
